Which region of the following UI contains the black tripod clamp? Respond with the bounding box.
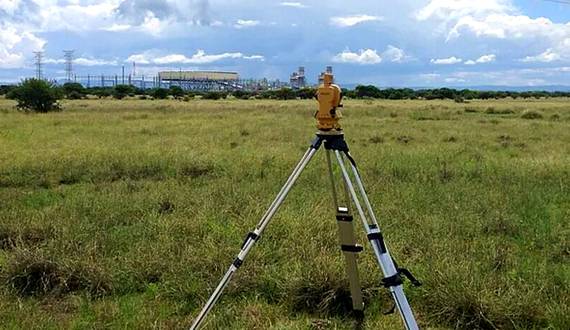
[311,133,349,151]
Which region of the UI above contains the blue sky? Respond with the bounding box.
[1,0,570,86]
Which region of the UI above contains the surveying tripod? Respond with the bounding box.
[190,73,421,330]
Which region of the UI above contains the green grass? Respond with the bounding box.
[0,97,568,329]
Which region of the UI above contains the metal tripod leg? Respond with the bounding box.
[333,150,419,330]
[190,141,321,330]
[326,149,364,313]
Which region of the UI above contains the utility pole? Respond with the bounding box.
[63,50,74,83]
[33,51,44,79]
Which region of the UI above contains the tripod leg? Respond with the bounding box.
[190,142,321,330]
[326,150,364,313]
[333,150,419,330]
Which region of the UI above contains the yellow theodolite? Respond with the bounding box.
[316,73,343,131]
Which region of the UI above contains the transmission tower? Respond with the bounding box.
[33,51,44,79]
[63,50,75,82]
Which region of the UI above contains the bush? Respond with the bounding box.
[202,92,226,100]
[113,85,135,99]
[9,79,62,113]
[168,86,185,99]
[296,88,317,99]
[521,110,543,119]
[485,107,514,115]
[0,85,17,96]
[87,87,113,98]
[275,88,296,100]
[151,88,169,100]
[62,82,85,99]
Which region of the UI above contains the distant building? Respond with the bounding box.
[158,71,239,81]
[318,66,333,85]
[289,66,306,89]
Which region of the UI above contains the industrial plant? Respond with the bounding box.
[26,50,328,92]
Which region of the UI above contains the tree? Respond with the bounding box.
[151,88,169,99]
[0,85,17,96]
[354,85,381,98]
[169,86,185,99]
[9,79,62,113]
[113,85,136,99]
[296,87,317,99]
[275,88,296,100]
[202,91,226,100]
[62,82,86,99]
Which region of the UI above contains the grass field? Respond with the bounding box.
[0,97,568,329]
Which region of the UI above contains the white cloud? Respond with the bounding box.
[127,50,264,65]
[333,46,409,64]
[430,56,462,65]
[330,15,382,27]
[234,19,260,29]
[280,2,307,8]
[126,54,151,65]
[333,49,382,64]
[102,24,132,32]
[44,56,118,66]
[465,54,496,65]
[0,23,45,69]
[521,49,561,63]
[416,0,513,22]
[382,46,410,63]
[243,55,265,61]
[444,77,466,83]
[75,57,118,66]
[37,2,119,32]
[416,0,570,63]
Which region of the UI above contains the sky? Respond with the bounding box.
[1,0,570,87]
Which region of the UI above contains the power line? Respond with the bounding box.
[33,51,44,80]
[63,50,75,82]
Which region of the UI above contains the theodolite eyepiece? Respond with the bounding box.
[316,73,343,132]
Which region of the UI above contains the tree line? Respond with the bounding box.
[2,79,570,113]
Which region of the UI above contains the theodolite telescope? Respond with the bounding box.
[315,72,343,131]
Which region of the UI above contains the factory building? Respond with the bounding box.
[158,71,239,81]
[289,66,306,89]
[318,66,333,85]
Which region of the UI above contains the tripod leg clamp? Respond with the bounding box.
[240,231,260,249]
[381,267,422,288]
[381,267,421,315]
[232,258,243,269]
[366,225,387,253]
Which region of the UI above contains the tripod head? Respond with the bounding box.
[315,73,343,132]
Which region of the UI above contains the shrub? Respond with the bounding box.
[88,87,113,98]
[151,88,169,100]
[169,86,185,99]
[202,92,225,100]
[296,88,317,99]
[275,88,296,100]
[521,110,543,119]
[485,107,514,115]
[0,85,17,96]
[9,79,62,113]
[113,85,136,99]
[62,82,85,99]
